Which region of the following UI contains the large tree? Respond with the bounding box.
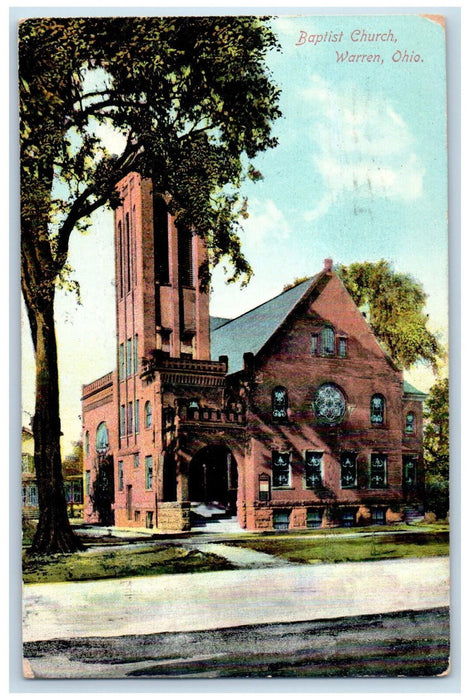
[336,260,443,371]
[423,378,449,518]
[20,17,281,553]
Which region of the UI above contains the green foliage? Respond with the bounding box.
[423,378,449,518]
[19,17,281,290]
[62,440,83,476]
[336,260,443,370]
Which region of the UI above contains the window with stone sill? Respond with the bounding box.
[340,452,357,488]
[272,451,291,488]
[305,451,323,488]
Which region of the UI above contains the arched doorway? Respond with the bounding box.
[188,445,238,514]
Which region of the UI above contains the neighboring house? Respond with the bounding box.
[21,427,38,517]
[22,427,84,519]
[82,173,425,531]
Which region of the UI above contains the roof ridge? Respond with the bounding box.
[211,275,317,331]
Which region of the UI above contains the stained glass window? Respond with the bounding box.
[370,394,385,425]
[313,383,346,424]
[341,452,357,488]
[272,451,291,487]
[403,457,417,487]
[370,454,387,488]
[405,412,415,434]
[305,451,322,488]
[272,386,288,420]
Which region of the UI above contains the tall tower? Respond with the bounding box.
[114,172,210,367]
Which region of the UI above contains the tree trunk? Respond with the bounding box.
[28,295,83,554]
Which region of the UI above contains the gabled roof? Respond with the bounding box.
[211,274,321,374]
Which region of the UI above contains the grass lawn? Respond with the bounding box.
[22,544,234,584]
[228,525,449,564]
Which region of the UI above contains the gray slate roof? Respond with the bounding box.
[211,275,319,374]
[209,316,232,332]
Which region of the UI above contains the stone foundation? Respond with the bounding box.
[157,501,191,531]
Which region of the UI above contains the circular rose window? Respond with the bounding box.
[313,383,346,424]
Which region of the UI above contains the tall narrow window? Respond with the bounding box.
[135,399,140,434]
[341,452,357,488]
[405,412,415,434]
[178,224,194,287]
[96,422,109,453]
[321,327,335,355]
[127,402,133,434]
[118,221,123,297]
[145,401,152,428]
[370,454,387,488]
[305,451,322,488]
[126,338,132,377]
[119,343,125,380]
[272,386,288,420]
[338,337,347,358]
[85,431,89,457]
[133,334,138,374]
[85,471,91,495]
[120,405,125,437]
[403,457,417,487]
[126,212,131,293]
[370,394,385,425]
[311,333,319,355]
[153,194,170,285]
[118,461,124,491]
[134,453,140,469]
[145,456,153,489]
[272,451,291,488]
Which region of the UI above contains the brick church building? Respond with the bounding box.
[82,173,425,532]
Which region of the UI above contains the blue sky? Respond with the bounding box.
[21,13,449,452]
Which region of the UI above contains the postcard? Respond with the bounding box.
[20,12,450,680]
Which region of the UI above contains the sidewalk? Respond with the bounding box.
[23,556,449,643]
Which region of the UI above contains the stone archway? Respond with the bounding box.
[188,445,238,514]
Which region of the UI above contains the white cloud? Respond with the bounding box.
[301,75,425,220]
[240,198,291,246]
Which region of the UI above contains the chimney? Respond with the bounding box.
[324,258,333,272]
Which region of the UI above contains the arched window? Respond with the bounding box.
[321,327,335,355]
[96,422,109,453]
[85,430,89,457]
[145,401,152,428]
[405,412,415,434]
[272,386,288,420]
[370,394,385,425]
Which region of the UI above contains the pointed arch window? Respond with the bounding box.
[272,386,288,420]
[96,422,109,454]
[370,394,385,425]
